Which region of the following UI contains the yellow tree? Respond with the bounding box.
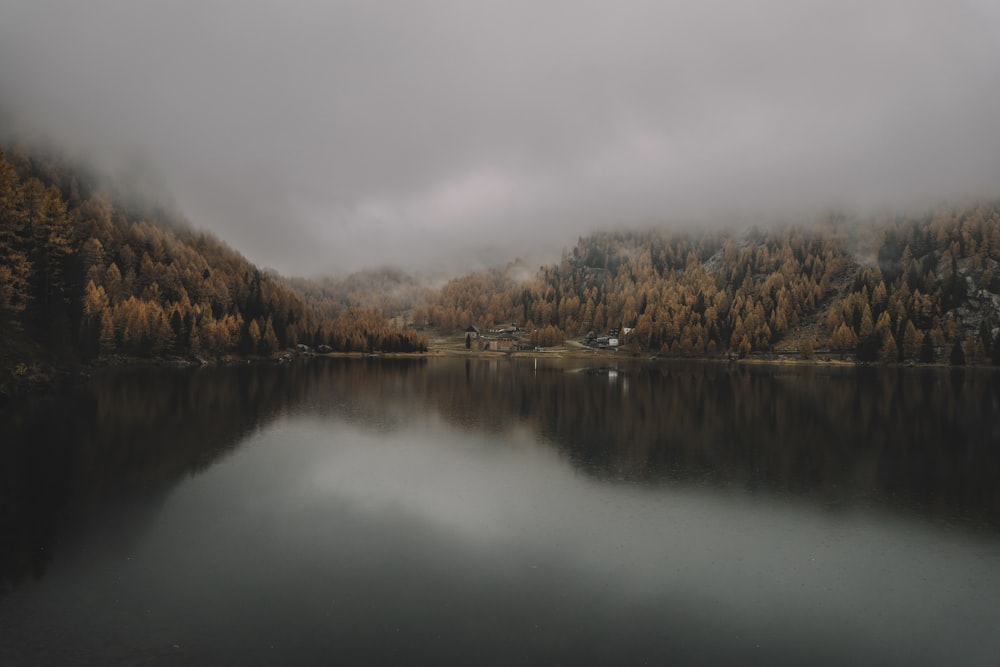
[99,306,116,354]
[901,320,921,360]
[247,319,262,354]
[831,323,858,351]
[260,317,279,355]
[879,332,898,363]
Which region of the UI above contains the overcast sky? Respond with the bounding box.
[2,1,999,277]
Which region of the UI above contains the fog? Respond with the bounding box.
[2,0,999,277]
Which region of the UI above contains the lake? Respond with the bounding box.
[1,358,999,666]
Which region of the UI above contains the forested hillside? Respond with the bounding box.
[3,138,999,398]
[417,206,1000,364]
[0,145,426,392]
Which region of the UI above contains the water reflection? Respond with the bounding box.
[2,358,999,593]
[300,358,1000,527]
[254,417,1000,666]
[0,362,337,592]
[1,359,1000,665]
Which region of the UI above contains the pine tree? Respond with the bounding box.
[260,317,279,355]
[24,181,74,334]
[949,338,965,366]
[0,151,32,325]
[99,306,116,355]
[902,320,921,360]
[919,330,936,363]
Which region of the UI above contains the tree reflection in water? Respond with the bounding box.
[2,358,998,593]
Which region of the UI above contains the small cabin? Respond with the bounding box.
[485,336,517,352]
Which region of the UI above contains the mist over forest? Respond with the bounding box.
[2,137,1000,395]
[3,1,1000,400]
[7,10,1000,667]
[2,1,1000,276]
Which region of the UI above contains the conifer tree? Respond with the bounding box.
[949,338,966,366]
[919,330,936,363]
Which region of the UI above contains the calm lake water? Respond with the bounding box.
[1,358,999,666]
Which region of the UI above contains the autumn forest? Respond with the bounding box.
[0,145,427,374]
[2,141,1000,395]
[415,204,1000,365]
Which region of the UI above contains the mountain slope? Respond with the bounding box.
[417,208,1000,364]
[0,145,426,397]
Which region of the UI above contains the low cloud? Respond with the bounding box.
[2,0,999,276]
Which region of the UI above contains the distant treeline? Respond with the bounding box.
[417,207,1000,364]
[0,145,426,370]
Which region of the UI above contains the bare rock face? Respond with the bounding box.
[945,254,1000,343]
[957,286,1000,336]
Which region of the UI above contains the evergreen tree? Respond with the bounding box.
[919,330,936,363]
[0,152,32,327]
[949,338,966,366]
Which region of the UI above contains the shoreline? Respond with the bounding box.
[2,346,992,404]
